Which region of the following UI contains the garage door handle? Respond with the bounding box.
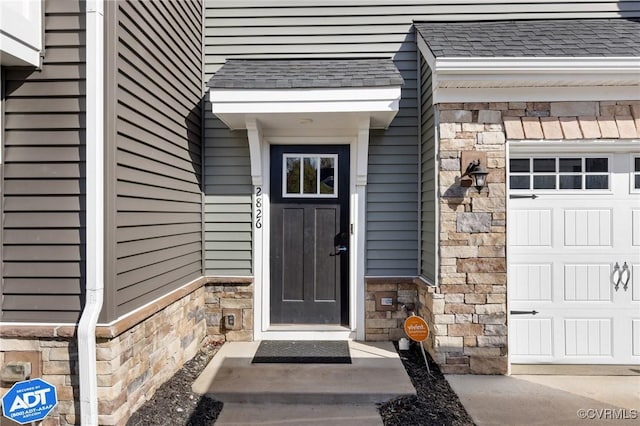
[621,262,630,291]
[509,194,538,199]
[510,310,539,315]
[613,262,622,291]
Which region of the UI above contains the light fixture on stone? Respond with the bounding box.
[461,152,489,192]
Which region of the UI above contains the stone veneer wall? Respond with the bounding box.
[365,279,418,341]
[419,100,639,375]
[0,279,256,426]
[205,282,254,342]
[431,102,509,374]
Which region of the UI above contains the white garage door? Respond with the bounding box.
[508,151,640,364]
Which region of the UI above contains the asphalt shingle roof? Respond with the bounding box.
[415,18,640,57]
[208,58,404,89]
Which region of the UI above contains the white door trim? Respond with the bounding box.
[248,118,370,341]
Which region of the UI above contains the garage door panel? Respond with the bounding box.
[509,151,639,365]
[564,209,611,247]
[633,320,640,356]
[632,210,640,246]
[564,264,611,302]
[564,318,612,357]
[510,264,552,301]
[632,264,640,301]
[510,209,552,246]
[511,318,553,356]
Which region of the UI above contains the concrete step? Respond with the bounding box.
[192,341,415,405]
[215,403,384,426]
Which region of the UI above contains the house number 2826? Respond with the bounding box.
[255,186,263,229]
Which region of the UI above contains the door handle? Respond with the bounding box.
[330,245,347,256]
[621,262,631,291]
[510,310,539,315]
[612,262,622,291]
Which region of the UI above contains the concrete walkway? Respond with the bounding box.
[447,374,640,426]
[192,341,415,425]
[193,341,639,425]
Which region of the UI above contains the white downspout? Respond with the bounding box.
[78,1,104,425]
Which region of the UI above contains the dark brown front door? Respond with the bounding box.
[270,145,350,324]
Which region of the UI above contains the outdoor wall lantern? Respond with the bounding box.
[460,151,489,191]
[466,159,489,190]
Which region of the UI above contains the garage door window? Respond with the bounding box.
[510,157,610,191]
[633,157,640,192]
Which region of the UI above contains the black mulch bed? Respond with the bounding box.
[128,339,475,425]
[126,339,223,426]
[378,341,475,426]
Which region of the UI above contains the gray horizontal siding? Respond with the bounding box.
[1,0,86,322]
[106,0,203,320]
[204,0,640,277]
[420,58,437,283]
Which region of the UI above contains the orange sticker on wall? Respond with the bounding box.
[404,315,430,342]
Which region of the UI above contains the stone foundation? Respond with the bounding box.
[94,287,207,425]
[204,280,254,342]
[365,279,418,341]
[0,280,214,425]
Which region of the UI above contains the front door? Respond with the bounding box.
[270,145,350,325]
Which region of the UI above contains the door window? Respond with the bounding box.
[283,154,338,198]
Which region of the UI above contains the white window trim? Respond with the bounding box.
[282,153,339,198]
[509,155,613,194]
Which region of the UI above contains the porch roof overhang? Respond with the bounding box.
[208,58,403,132]
[208,59,403,188]
[415,19,640,103]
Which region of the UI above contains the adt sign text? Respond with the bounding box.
[2,378,57,424]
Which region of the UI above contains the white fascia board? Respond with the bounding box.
[210,86,401,103]
[210,86,401,129]
[0,0,42,67]
[211,99,400,115]
[0,34,40,67]
[433,57,640,74]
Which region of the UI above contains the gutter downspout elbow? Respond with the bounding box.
[78,1,104,425]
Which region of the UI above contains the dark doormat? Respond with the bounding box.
[252,340,351,364]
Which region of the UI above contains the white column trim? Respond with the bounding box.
[246,117,263,186]
[354,117,370,340]
[246,117,266,341]
[247,117,265,339]
[356,117,370,186]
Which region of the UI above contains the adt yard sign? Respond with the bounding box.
[2,378,57,424]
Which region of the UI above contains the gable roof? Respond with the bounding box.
[208,58,404,89]
[415,18,640,57]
